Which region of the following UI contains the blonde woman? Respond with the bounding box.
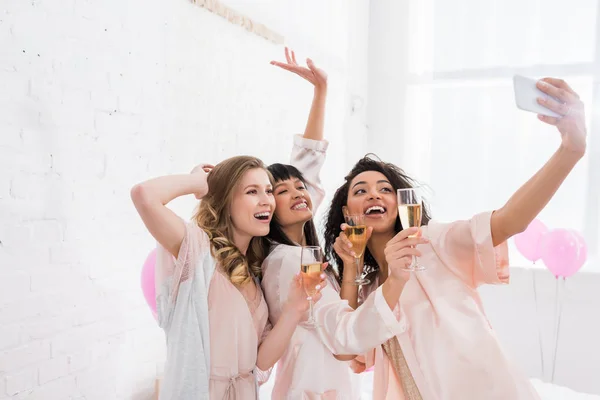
[131,156,327,399]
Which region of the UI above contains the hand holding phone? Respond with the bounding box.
[513,75,562,118]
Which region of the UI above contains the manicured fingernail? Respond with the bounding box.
[315,285,321,290]
[538,80,547,87]
[538,97,545,103]
[320,273,326,279]
[306,296,312,301]
[347,242,352,248]
[351,251,356,257]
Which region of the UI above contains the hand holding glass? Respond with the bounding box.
[344,214,370,285]
[300,246,323,327]
[397,188,426,271]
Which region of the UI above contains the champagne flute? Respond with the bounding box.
[397,188,426,271]
[344,214,370,285]
[300,246,323,327]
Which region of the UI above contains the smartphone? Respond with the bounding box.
[513,74,561,118]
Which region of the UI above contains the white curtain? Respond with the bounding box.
[397,0,599,269]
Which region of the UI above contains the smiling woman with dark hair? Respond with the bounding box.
[324,154,433,287]
[323,77,587,399]
[259,48,410,399]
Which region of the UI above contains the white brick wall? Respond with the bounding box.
[0,0,368,398]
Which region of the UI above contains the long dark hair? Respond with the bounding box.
[262,163,339,282]
[323,154,432,283]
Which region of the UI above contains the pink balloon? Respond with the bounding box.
[514,219,548,262]
[141,248,157,316]
[570,230,588,272]
[540,229,581,278]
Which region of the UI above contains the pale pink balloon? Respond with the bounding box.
[141,248,157,316]
[514,219,548,262]
[540,229,581,278]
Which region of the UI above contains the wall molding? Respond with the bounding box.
[192,0,284,44]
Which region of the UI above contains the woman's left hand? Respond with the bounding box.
[283,269,328,319]
[270,47,328,90]
[536,78,587,156]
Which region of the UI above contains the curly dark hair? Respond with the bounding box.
[323,154,432,283]
[260,163,339,282]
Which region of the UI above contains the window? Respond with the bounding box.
[400,0,599,270]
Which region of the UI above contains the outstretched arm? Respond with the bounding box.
[271,47,328,142]
[491,78,586,246]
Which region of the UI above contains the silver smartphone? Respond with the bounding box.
[513,74,561,118]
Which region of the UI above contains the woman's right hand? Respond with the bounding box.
[333,223,373,270]
[189,163,214,199]
[333,223,367,262]
[270,47,328,90]
[384,228,429,281]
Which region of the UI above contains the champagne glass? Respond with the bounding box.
[397,188,426,271]
[300,246,323,327]
[344,214,370,285]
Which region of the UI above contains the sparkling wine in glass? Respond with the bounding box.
[300,246,323,327]
[397,188,426,271]
[344,214,370,285]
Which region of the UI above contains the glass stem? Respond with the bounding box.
[411,244,419,268]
